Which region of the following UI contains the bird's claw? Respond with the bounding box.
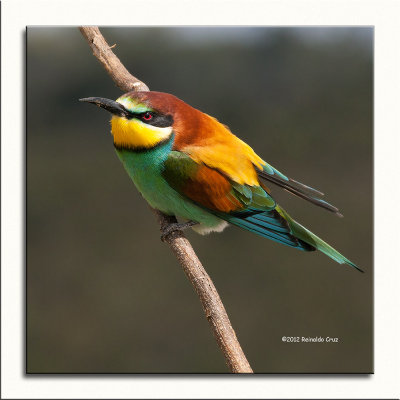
[160,220,198,242]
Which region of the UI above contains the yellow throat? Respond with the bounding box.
[111,116,173,149]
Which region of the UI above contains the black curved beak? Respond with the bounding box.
[79,97,129,117]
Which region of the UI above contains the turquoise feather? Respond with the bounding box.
[263,163,289,181]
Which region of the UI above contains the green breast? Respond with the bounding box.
[115,139,175,213]
[114,138,222,228]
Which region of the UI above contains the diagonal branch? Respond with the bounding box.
[79,26,253,373]
[79,27,149,92]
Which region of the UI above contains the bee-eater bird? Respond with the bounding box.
[80,91,362,272]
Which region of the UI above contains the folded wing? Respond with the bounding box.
[162,151,315,250]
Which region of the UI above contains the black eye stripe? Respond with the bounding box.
[145,114,174,128]
[126,111,173,128]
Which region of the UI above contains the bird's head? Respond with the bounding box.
[80,91,190,151]
[81,90,233,155]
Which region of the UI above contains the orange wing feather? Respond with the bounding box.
[174,112,266,186]
[183,164,244,213]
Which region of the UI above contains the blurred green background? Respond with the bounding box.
[27,27,373,373]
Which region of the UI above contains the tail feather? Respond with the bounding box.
[213,209,316,252]
[211,205,362,272]
[257,169,342,217]
[276,206,363,272]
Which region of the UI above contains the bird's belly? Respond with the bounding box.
[115,148,225,230]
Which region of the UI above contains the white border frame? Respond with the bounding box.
[2,0,399,398]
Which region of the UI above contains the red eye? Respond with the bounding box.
[142,112,153,121]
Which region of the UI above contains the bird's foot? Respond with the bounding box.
[160,220,199,242]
